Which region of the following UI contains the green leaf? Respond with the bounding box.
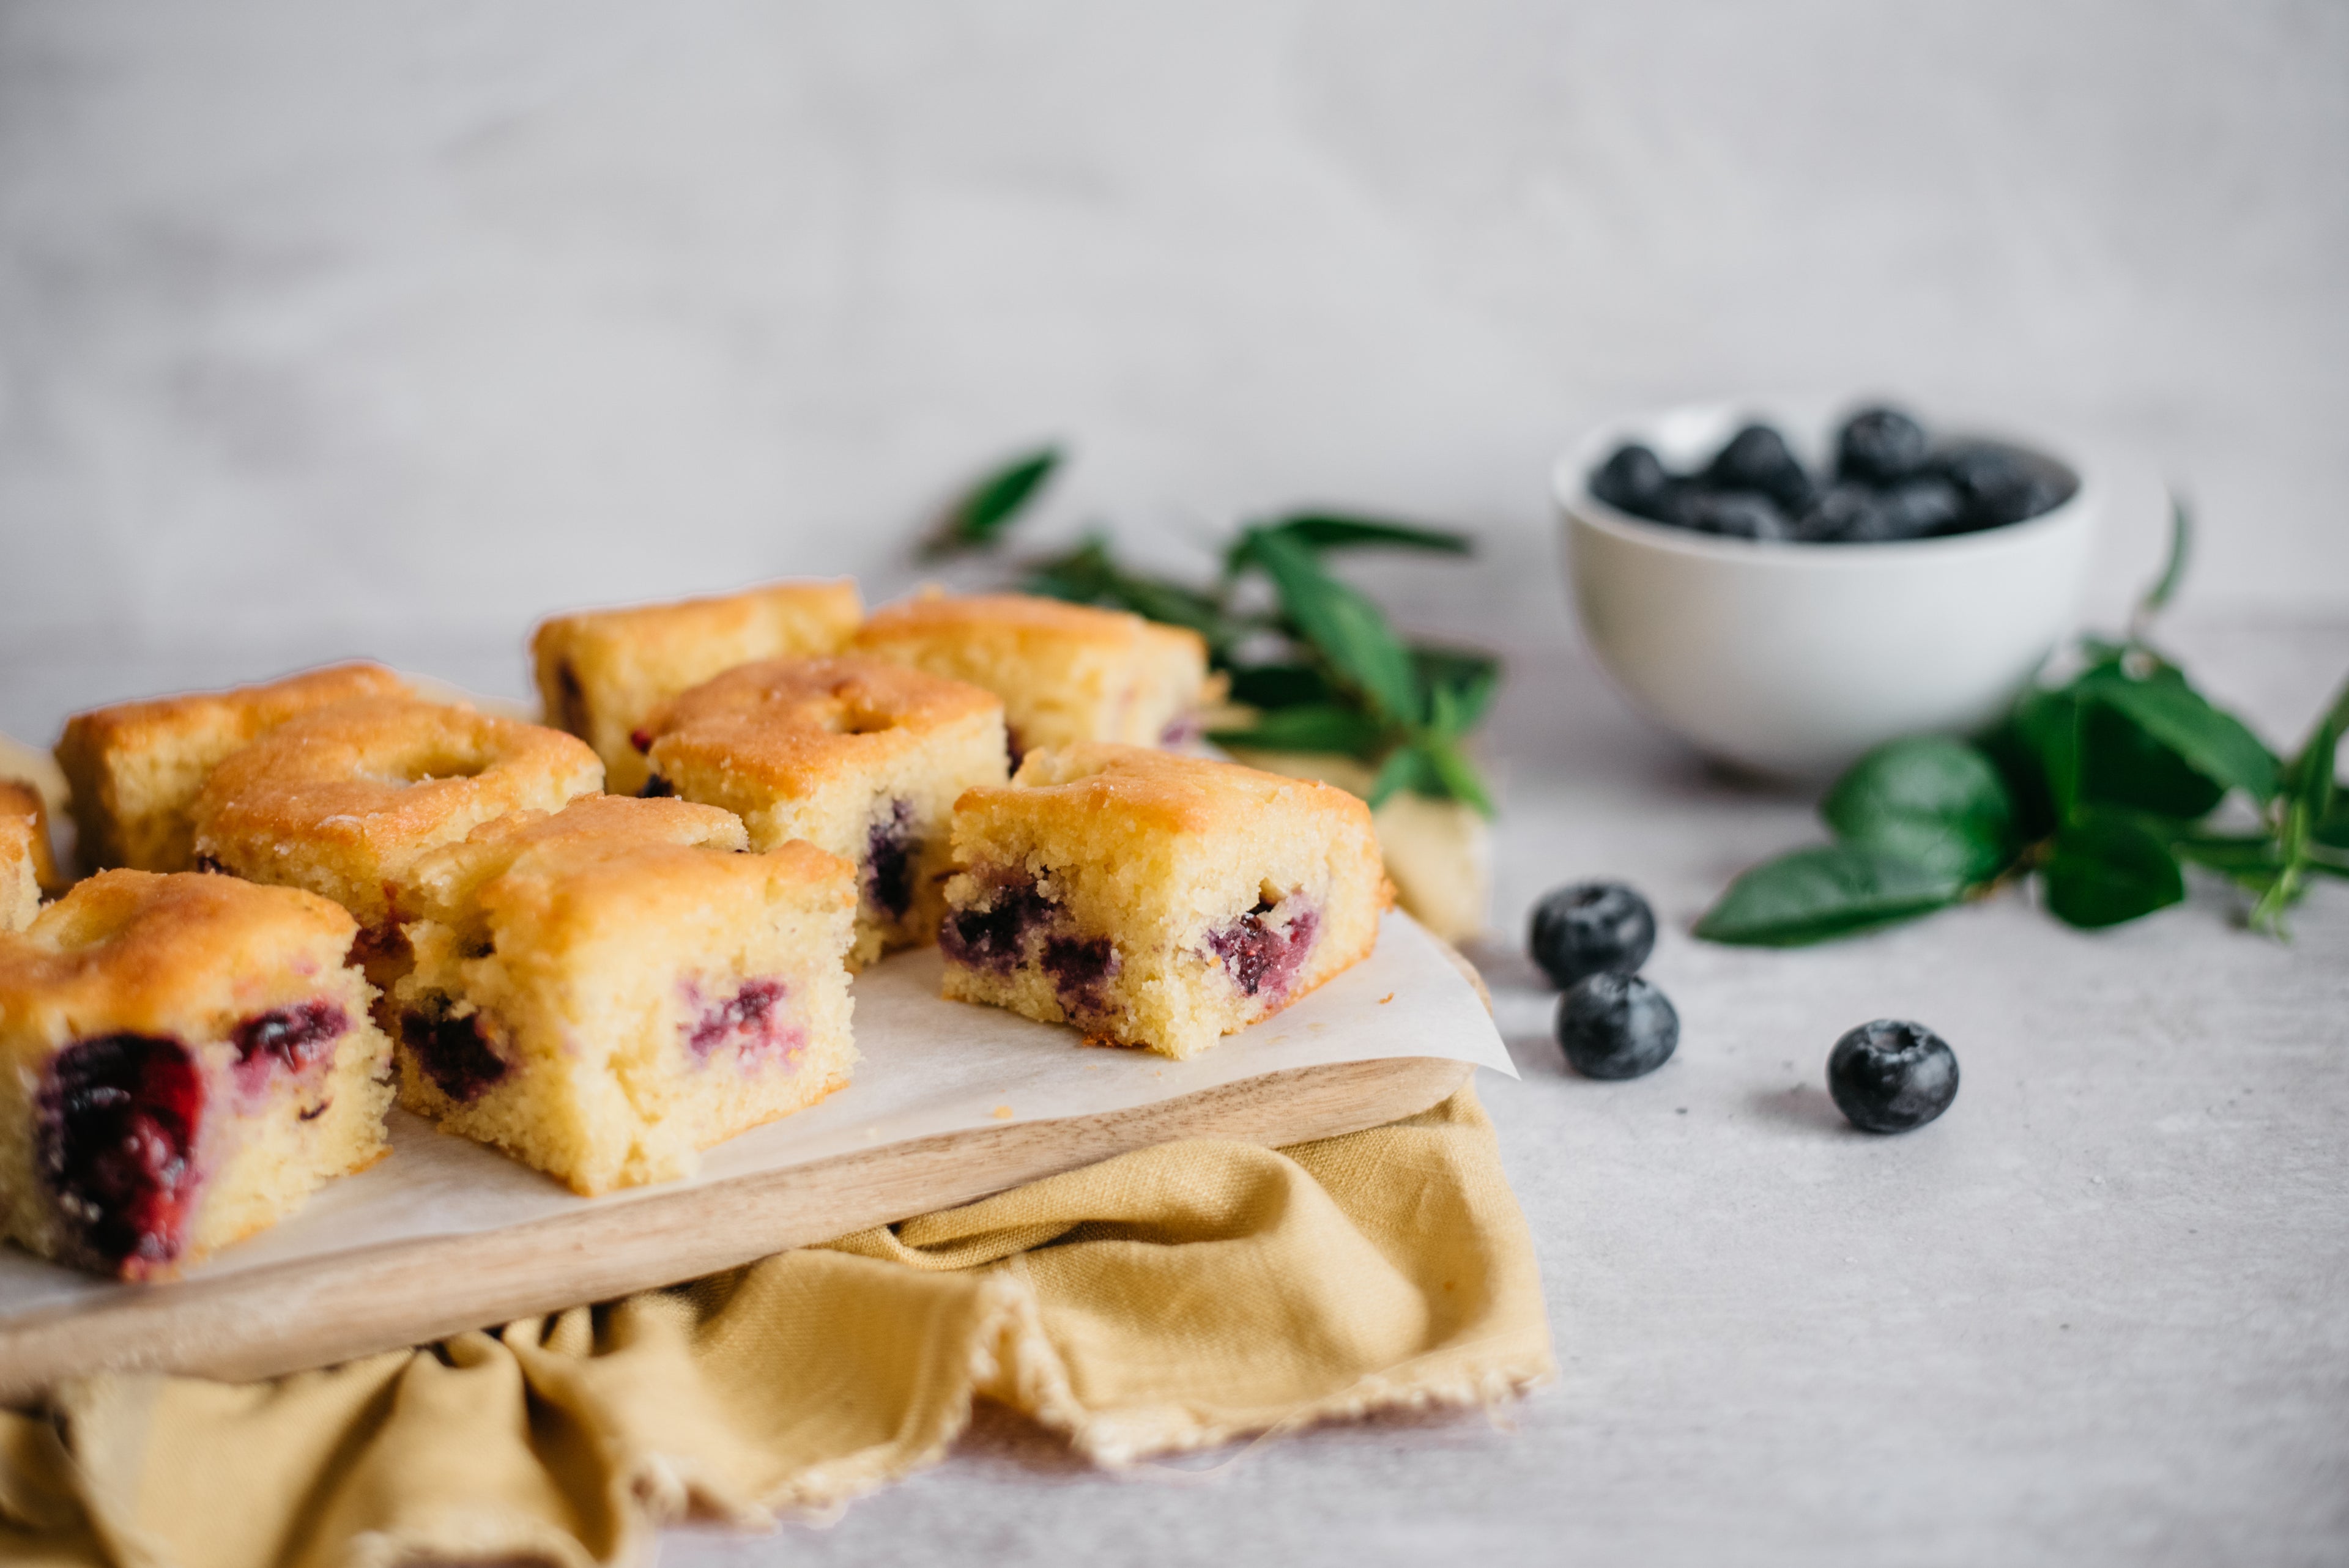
[1225,663,1335,710]
[1694,844,1967,947]
[1239,528,1420,725]
[2078,699,2226,818]
[1819,737,2017,884]
[2077,667,2279,804]
[1225,513,1472,575]
[1206,704,1387,758]
[921,445,1061,558]
[2014,688,2087,824]
[2285,670,2349,828]
[1412,646,1502,736]
[2127,492,2192,640]
[1367,744,1441,808]
[2041,812,2186,928]
[1412,732,1496,816]
[1024,537,1246,657]
[2169,833,2283,876]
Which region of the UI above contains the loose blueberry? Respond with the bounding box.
[1704,423,1816,514]
[1827,1019,1959,1133]
[1937,443,2065,531]
[1835,406,1932,484]
[1589,443,1677,520]
[1556,973,1679,1081]
[1529,881,1656,989]
[1685,490,1792,541]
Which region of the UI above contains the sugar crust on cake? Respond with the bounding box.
[851,592,1211,762]
[532,579,864,796]
[54,662,414,873]
[639,654,1008,967]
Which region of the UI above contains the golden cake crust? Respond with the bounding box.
[54,662,414,871]
[0,870,358,1046]
[531,578,864,794]
[642,655,1004,789]
[403,794,751,931]
[851,592,1211,756]
[191,698,604,926]
[963,741,1372,837]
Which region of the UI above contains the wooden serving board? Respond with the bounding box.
[0,1054,1470,1401]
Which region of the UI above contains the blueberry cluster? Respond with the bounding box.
[1529,882,1678,1079]
[1588,405,2070,544]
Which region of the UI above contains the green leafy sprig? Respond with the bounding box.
[1697,500,2348,945]
[926,448,1500,813]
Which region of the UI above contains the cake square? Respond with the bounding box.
[190,697,603,997]
[54,662,413,873]
[637,655,1008,969]
[0,871,395,1279]
[938,744,1390,1059]
[531,579,864,796]
[1,781,59,934]
[390,795,859,1196]
[851,592,1213,767]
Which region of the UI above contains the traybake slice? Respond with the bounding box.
[54,662,413,873]
[939,744,1389,1059]
[391,795,858,1196]
[851,592,1212,767]
[189,697,603,995]
[637,655,1008,968]
[532,579,864,796]
[0,871,395,1279]
[1,781,59,933]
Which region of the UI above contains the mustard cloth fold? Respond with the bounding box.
[0,1085,1552,1568]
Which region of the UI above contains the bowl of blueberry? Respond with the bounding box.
[1556,399,2099,777]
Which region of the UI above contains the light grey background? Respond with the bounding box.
[2,6,2345,1566]
[2,0,2346,735]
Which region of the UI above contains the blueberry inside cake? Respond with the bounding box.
[636,655,1008,969]
[390,795,858,1195]
[939,744,1389,1059]
[0,871,395,1279]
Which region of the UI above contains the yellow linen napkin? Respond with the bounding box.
[0,1084,1551,1568]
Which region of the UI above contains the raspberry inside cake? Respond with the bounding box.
[851,592,1212,767]
[637,655,1008,969]
[531,579,864,796]
[939,744,1389,1059]
[53,662,413,873]
[390,795,858,1195]
[0,871,395,1279]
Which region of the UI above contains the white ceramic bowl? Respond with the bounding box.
[1556,399,2100,778]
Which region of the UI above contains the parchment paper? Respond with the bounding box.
[0,912,1510,1322]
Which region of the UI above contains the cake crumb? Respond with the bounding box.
[1378,992,1395,1005]
[990,1104,1014,1120]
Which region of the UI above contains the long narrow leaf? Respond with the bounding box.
[1241,528,1421,724]
[921,445,1062,558]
